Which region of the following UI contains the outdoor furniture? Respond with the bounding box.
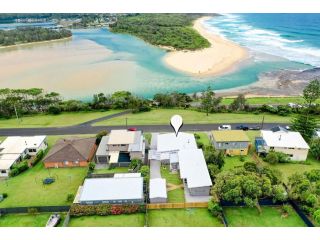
[46,213,61,227]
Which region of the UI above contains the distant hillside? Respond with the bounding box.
[109,13,216,50]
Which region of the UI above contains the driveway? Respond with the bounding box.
[150,160,161,179]
[183,183,211,203]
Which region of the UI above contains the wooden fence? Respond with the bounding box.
[147,202,208,209]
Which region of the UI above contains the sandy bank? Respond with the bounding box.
[164,17,248,77]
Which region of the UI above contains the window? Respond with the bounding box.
[1,170,6,174]
[28,148,36,152]
[288,148,294,150]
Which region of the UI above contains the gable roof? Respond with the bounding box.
[212,130,250,142]
[107,130,136,145]
[0,136,46,154]
[43,137,96,163]
[261,130,309,149]
[156,132,197,152]
[149,178,167,199]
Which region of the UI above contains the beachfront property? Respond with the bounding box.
[0,136,47,177]
[43,137,96,168]
[95,130,145,166]
[149,132,212,197]
[211,130,250,156]
[256,128,309,161]
[149,178,167,203]
[75,173,144,205]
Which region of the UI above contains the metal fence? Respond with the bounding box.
[0,205,70,214]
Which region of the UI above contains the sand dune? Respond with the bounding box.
[164,17,248,77]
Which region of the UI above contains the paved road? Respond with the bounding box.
[0,123,287,136]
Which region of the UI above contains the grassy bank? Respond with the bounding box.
[0,213,66,227]
[0,110,122,128]
[93,109,291,126]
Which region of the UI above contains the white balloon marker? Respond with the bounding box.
[170,115,183,137]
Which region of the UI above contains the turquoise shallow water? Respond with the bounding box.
[0,14,318,98]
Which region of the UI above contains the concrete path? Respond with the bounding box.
[183,183,211,203]
[150,160,161,179]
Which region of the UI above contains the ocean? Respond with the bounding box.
[0,14,319,99]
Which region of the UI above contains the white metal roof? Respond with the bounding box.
[149,178,167,199]
[0,136,46,154]
[178,149,212,188]
[0,159,18,170]
[109,151,120,163]
[79,177,144,202]
[107,130,136,145]
[156,132,197,152]
[261,130,309,149]
[96,136,109,156]
[114,173,141,178]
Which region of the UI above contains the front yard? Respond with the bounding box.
[148,208,224,227]
[224,205,306,227]
[68,214,145,227]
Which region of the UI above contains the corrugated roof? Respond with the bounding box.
[211,130,250,142]
[149,178,167,199]
[0,136,46,154]
[79,177,144,202]
[156,132,197,152]
[96,136,109,156]
[107,130,136,145]
[261,130,309,149]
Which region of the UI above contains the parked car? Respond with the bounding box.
[218,125,231,131]
[249,125,261,130]
[128,127,137,131]
[236,125,249,131]
[285,125,291,130]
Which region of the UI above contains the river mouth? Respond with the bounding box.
[0,16,315,99]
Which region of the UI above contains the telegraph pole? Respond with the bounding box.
[261,115,265,130]
[14,105,20,123]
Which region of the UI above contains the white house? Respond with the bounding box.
[0,136,47,177]
[78,174,144,205]
[261,129,309,161]
[149,132,212,197]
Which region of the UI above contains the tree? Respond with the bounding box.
[208,199,222,217]
[48,105,61,115]
[95,130,108,145]
[313,209,320,225]
[207,164,221,180]
[264,151,290,164]
[310,138,320,160]
[140,165,149,177]
[204,146,225,169]
[272,185,288,202]
[230,94,247,111]
[200,86,221,116]
[303,79,320,110]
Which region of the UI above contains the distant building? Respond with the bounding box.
[211,130,250,155]
[95,130,145,166]
[259,128,309,161]
[149,178,167,203]
[77,174,144,205]
[43,137,96,168]
[0,136,47,177]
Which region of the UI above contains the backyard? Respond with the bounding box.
[93,167,129,174]
[148,208,224,227]
[93,109,292,126]
[224,205,307,227]
[68,214,145,227]
[0,212,66,227]
[0,135,90,207]
[0,110,123,128]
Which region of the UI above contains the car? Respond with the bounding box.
[218,125,231,131]
[285,125,291,130]
[127,127,137,131]
[249,125,261,130]
[236,125,249,131]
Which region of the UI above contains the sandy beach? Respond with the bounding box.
[164,17,248,77]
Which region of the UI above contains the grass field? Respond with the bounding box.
[161,166,182,185]
[68,214,145,227]
[93,109,292,126]
[194,132,211,147]
[148,208,224,227]
[167,188,185,203]
[0,213,66,227]
[0,135,90,207]
[221,96,320,105]
[0,110,122,128]
[224,205,306,227]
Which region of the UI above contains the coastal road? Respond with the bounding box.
[0,123,288,136]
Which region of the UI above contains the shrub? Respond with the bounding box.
[140,165,149,177]
[239,155,245,162]
[265,151,290,164]
[27,207,38,215]
[208,199,222,217]
[95,130,108,145]
[48,105,61,115]
[30,150,44,167]
[9,160,29,177]
[196,141,203,149]
[194,133,200,140]
[129,159,142,170]
[282,205,291,215]
[243,162,258,172]
[272,185,288,203]
[313,209,320,224]
[67,193,75,203]
[2,193,8,198]
[88,162,96,171]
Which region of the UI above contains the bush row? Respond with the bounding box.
[69,204,146,217]
[9,160,29,177]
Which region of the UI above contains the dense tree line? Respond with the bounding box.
[0,27,72,46]
[109,14,212,50]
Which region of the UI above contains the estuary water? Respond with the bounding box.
[0,14,318,99]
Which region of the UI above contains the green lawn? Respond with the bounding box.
[0,135,90,207]
[167,188,185,203]
[195,132,211,147]
[224,205,306,227]
[223,156,250,171]
[161,166,182,185]
[93,109,291,126]
[0,212,66,227]
[68,214,145,227]
[0,110,122,128]
[221,96,320,105]
[93,167,129,174]
[148,208,224,227]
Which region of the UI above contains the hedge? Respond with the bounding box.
[70,204,146,217]
[30,149,45,167]
[9,160,29,177]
